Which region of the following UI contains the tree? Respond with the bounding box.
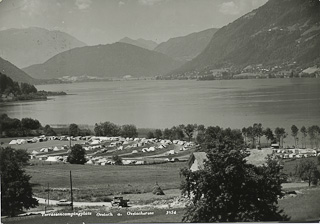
[154,129,163,139]
[196,125,206,145]
[163,128,172,140]
[291,125,299,148]
[21,118,41,130]
[97,121,121,137]
[112,155,123,165]
[184,124,196,142]
[275,128,286,148]
[296,160,320,186]
[171,126,185,140]
[0,147,38,217]
[253,123,263,147]
[146,131,155,139]
[246,126,255,148]
[180,141,288,222]
[67,144,86,164]
[242,127,248,145]
[121,124,138,138]
[300,126,307,148]
[69,123,80,136]
[94,123,103,136]
[263,128,274,145]
[43,125,56,136]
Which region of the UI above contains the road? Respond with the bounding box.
[35,197,112,207]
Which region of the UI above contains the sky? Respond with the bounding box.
[0,0,268,45]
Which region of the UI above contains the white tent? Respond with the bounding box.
[46,156,59,162]
[132,150,138,154]
[9,140,17,145]
[148,147,155,152]
[31,150,39,155]
[168,150,176,155]
[90,140,100,145]
[53,146,60,151]
[86,160,94,165]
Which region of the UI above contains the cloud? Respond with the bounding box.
[75,0,92,10]
[219,1,241,15]
[138,0,164,6]
[118,1,125,7]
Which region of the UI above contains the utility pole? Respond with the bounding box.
[70,170,73,211]
[47,183,50,206]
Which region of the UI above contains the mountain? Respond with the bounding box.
[0,57,36,84]
[0,27,86,68]
[23,42,182,79]
[118,37,158,50]
[154,28,219,62]
[173,0,320,75]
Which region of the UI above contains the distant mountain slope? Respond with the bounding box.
[0,57,35,84]
[173,0,320,75]
[0,27,86,68]
[23,42,182,79]
[154,28,218,62]
[118,37,158,50]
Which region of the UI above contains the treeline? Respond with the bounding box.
[0,73,66,102]
[2,113,320,149]
[242,123,320,149]
[94,122,138,138]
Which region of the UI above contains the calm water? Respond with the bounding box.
[0,79,319,130]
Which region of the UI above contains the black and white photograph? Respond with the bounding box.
[0,0,320,223]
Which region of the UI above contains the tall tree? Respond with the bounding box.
[253,123,263,146]
[67,144,86,164]
[263,128,274,145]
[291,125,299,148]
[180,141,288,222]
[121,124,138,138]
[241,127,248,146]
[69,123,80,136]
[296,160,320,187]
[300,126,307,148]
[184,124,196,142]
[275,128,286,148]
[154,129,163,139]
[0,147,38,217]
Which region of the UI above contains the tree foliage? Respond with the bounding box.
[67,144,86,164]
[112,155,123,165]
[0,147,38,217]
[69,123,80,136]
[295,159,320,186]
[180,140,289,222]
[121,124,138,138]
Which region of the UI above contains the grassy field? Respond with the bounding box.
[26,160,186,201]
[279,186,320,221]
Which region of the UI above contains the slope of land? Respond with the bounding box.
[118,37,158,50]
[0,57,36,84]
[0,27,86,68]
[23,42,182,79]
[172,0,320,76]
[154,28,218,62]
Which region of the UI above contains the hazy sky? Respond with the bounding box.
[0,0,268,45]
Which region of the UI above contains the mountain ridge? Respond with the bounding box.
[171,0,320,76]
[154,28,218,62]
[23,42,182,79]
[118,37,158,50]
[0,27,86,68]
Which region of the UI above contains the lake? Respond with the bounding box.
[0,79,319,131]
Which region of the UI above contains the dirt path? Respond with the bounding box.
[35,197,112,207]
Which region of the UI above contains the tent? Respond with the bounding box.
[31,150,39,155]
[46,156,59,162]
[86,160,94,165]
[132,150,138,154]
[9,140,17,145]
[148,147,155,152]
[53,146,60,151]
